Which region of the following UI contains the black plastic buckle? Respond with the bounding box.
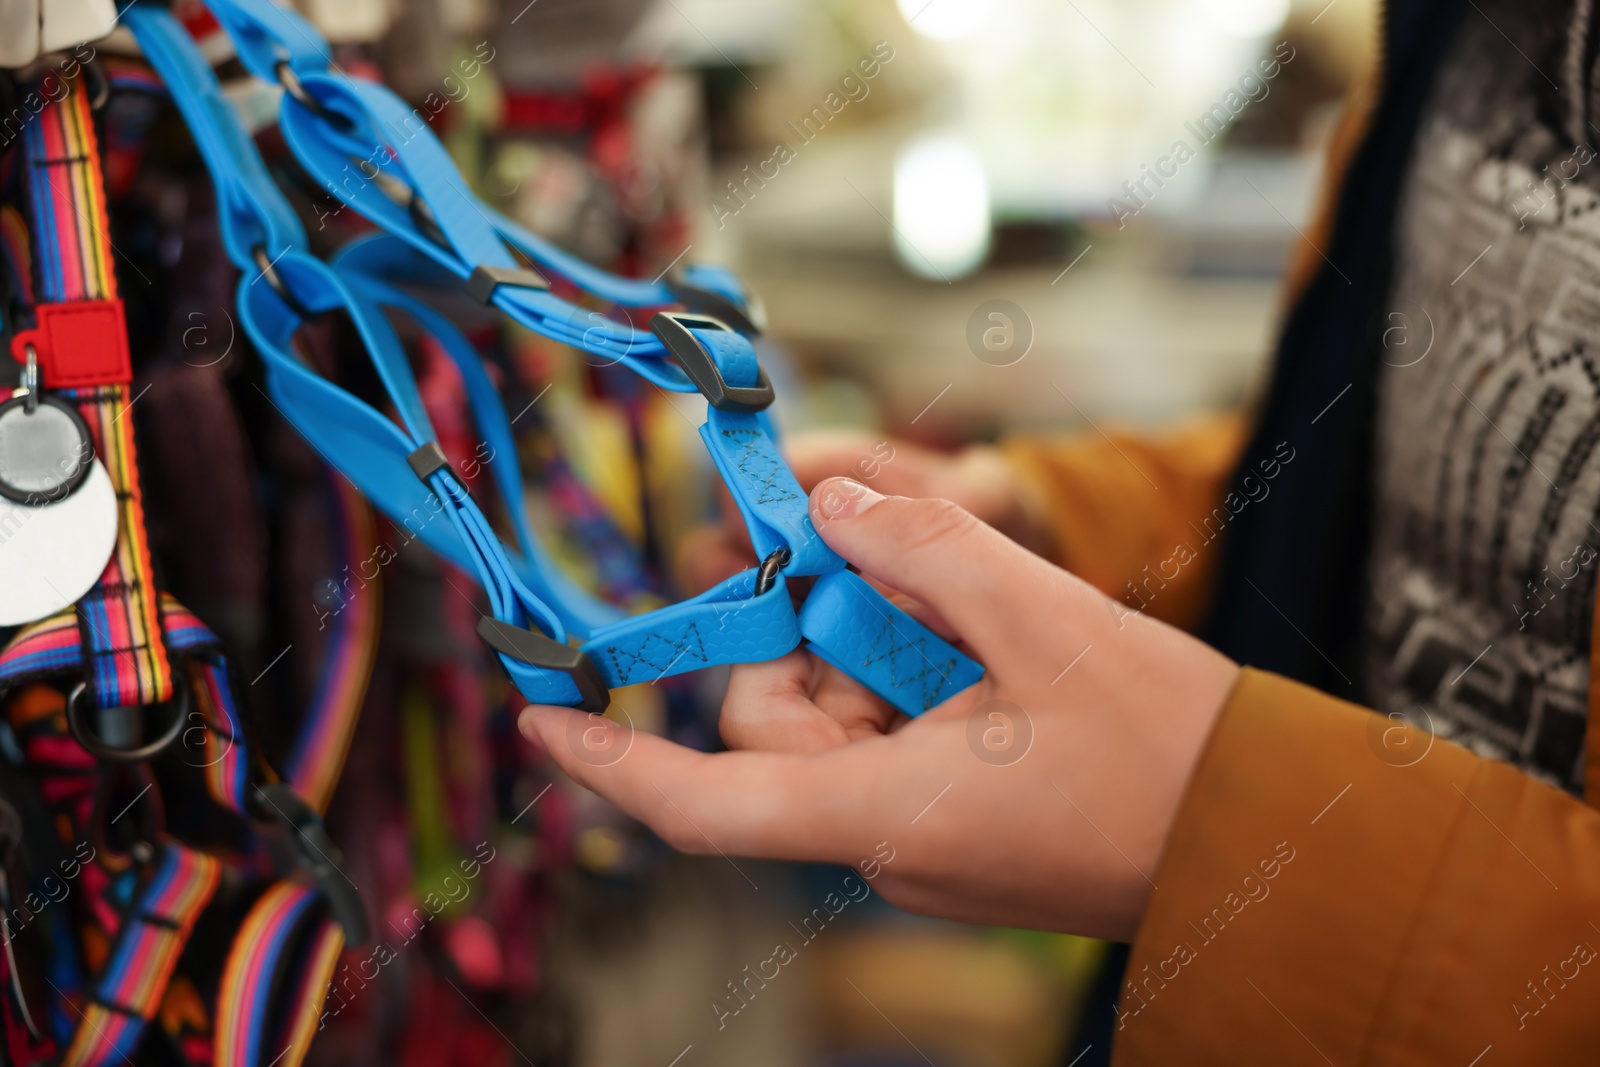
[648,311,774,414]
[665,279,762,336]
[255,783,371,946]
[466,264,551,305]
[476,617,610,714]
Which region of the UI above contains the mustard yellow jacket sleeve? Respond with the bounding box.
[1112,669,1600,1065]
[998,414,1249,632]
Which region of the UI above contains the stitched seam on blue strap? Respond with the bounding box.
[721,428,799,505]
[861,617,959,710]
[607,622,710,685]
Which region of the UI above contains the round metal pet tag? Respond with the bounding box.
[0,458,118,626]
[0,393,95,504]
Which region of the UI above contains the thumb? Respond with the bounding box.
[808,477,1086,670]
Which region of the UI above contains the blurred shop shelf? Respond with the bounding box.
[743,250,1280,440]
[708,128,1291,442]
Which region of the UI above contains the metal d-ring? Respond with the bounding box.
[275,61,326,118]
[66,682,188,763]
[754,548,791,596]
[406,193,450,248]
[83,57,109,111]
[251,246,291,301]
[251,246,316,320]
[274,62,354,132]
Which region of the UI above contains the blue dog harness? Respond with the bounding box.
[124,1,983,718]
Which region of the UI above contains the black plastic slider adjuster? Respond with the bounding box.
[466,264,551,305]
[255,783,371,946]
[407,441,450,483]
[665,279,762,336]
[649,311,774,414]
[476,617,611,714]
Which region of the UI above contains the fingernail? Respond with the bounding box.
[811,478,883,525]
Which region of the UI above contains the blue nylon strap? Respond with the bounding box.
[130,57,572,653]
[129,8,564,652]
[126,10,303,264]
[689,325,760,384]
[229,248,568,643]
[490,206,673,307]
[194,0,329,80]
[333,241,625,634]
[702,411,841,578]
[283,74,514,271]
[270,73,694,386]
[129,6,804,698]
[504,568,802,703]
[677,265,748,308]
[137,2,984,715]
[685,323,841,577]
[799,572,985,716]
[196,0,756,328]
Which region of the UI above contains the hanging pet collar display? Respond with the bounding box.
[0,2,988,1063]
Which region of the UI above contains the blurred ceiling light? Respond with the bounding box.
[1198,0,1289,36]
[892,137,991,280]
[896,0,993,40]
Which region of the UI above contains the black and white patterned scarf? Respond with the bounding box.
[1362,0,1600,793]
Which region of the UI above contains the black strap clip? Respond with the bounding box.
[406,441,450,483]
[255,783,371,946]
[466,264,551,305]
[649,311,774,414]
[476,617,610,713]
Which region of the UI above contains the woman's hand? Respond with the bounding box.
[522,478,1238,941]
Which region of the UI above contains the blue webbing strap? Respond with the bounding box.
[330,243,623,633]
[127,3,982,717]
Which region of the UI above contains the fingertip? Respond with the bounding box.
[518,704,572,747]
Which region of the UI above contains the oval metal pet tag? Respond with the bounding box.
[0,394,96,504]
[0,459,118,626]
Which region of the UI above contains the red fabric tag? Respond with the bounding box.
[9,300,132,387]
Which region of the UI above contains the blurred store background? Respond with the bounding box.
[109,0,1375,1064]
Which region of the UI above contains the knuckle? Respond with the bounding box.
[900,497,981,552]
